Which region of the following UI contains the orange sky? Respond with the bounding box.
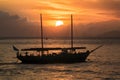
[0,0,120,38]
[0,0,119,25]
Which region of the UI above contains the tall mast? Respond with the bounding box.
[40,14,44,53]
[71,14,73,49]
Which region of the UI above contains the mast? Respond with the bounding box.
[71,14,73,49]
[40,14,44,54]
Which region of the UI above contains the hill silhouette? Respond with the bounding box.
[99,30,120,38]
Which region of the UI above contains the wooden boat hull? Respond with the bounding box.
[17,52,90,64]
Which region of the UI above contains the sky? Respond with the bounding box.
[0,0,120,38]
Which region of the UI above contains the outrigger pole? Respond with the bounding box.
[40,14,44,54]
[90,45,103,53]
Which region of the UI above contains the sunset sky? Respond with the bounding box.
[0,0,120,38]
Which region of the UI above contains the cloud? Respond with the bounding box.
[69,0,120,11]
[94,0,120,17]
[59,0,120,18]
[97,0,120,11]
[74,20,120,37]
[0,11,39,37]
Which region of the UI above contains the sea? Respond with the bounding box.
[0,38,119,80]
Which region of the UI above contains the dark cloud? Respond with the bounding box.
[95,0,120,17]
[74,20,120,38]
[70,0,120,10]
[72,0,120,18]
[98,0,120,11]
[0,11,39,37]
[93,0,120,17]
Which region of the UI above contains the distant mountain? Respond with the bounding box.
[99,30,120,38]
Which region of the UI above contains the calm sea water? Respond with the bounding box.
[0,39,120,80]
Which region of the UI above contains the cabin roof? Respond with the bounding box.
[21,47,86,51]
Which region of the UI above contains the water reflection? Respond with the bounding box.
[0,39,120,80]
[0,62,119,80]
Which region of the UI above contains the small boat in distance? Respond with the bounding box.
[13,14,103,64]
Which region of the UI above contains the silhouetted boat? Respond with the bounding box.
[13,14,103,64]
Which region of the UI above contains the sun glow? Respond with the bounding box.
[55,20,64,27]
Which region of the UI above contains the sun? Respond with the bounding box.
[55,20,64,27]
